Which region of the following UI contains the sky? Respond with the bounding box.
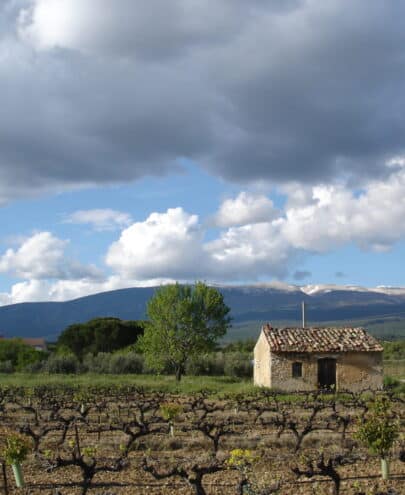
[1,0,405,305]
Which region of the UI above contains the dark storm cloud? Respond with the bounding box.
[1,0,405,202]
[207,1,405,184]
[0,42,214,202]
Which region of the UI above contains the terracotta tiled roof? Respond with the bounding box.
[21,338,47,349]
[262,324,383,352]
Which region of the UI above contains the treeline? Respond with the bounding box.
[1,314,404,379]
[0,338,46,372]
[0,316,253,377]
[0,317,145,373]
[57,317,145,357]
[26,350,252,377]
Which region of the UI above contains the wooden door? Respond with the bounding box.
[317,358,336,390]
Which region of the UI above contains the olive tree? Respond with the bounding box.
[139,282,231,381]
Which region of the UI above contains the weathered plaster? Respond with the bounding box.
[337,351,383,392]
[253,330,271,387]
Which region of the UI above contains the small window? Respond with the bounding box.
[292,362,302,378]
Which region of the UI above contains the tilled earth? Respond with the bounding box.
[0,388,403,495]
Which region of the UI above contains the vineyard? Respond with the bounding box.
[0,386,403,495]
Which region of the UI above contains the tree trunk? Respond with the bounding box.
[190,477,206,495]
[175,364,185,382]
[381,458,389,480]
[175,368,182,382]
[11,463,24,488]
[2,463,9,495]
[236,478,249,495]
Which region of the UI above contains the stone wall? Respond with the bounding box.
[253,331,271,387]
[338,351,383,391]
[268,351,383,392]
[270,352,317,391]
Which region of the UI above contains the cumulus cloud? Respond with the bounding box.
[280,169,405,252]
[207,221,294,280]
[214,192,277,227]
[65,209,132,231]
[0,232,102,280]
[4,166,405,304]
[0,1,404,202]
[111,167,405,273]
[106,207,208,279]
[105,203,291,283]
[0,275,175,306]
[0,279,52,305]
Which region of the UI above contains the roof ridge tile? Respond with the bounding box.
[262,325,383,353]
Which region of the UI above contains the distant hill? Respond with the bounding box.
[1,284,405,341]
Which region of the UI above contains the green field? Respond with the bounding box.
[0,373,258,394]
[384,359,405,380]
[0,362,403,393]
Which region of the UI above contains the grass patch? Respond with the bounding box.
[383,359,405,379]
[0,359,403,395]
[0,373,258,395]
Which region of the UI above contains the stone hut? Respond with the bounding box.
[254,324,383,392]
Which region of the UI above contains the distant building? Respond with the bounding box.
[0,336,47,352]
[21,338,48,352]
[254,324,383,392]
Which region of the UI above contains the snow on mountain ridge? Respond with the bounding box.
[215,282,405,296]
[300,284,405,296]
[300,284,367,295]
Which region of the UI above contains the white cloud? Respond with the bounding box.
[0,292,11,306]
[1,279,51,304]
[281,169,405,252]
[0,275,176,305]
[214,192,277,227]
[0,278,106,305]
[0,231,102,280]
[18,1,92,51]
[207,219,294,280]
[65,209,132,231]
[106,207,208,279]
[207,169,405,280]
[3,168,405,305]
[386,155,405,168]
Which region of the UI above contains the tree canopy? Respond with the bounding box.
[0,339,46,371]
[57,317,145,359]
[139,282,231,381]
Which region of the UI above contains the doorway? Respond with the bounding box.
[317,358,336,390]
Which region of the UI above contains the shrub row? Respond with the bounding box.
[186,352,252,377]
[3,351,253,378]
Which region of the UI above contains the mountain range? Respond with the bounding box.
[1,284,405,341]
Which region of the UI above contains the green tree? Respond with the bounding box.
[139,282,231,381]
[0,339,45,371]
[57,318,145,359]
[222,338,256,353]
[355,396,399,480]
